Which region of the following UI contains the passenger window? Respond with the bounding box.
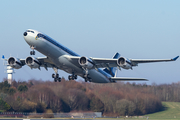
[37,33,44,38]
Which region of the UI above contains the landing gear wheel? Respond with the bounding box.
[58,78,61,82]
[83,74,91,82]
[74,75,77,79]
[56,74,59,78]
[30,51,35,55]
[68,75,72,80]
[53,74,61,82]
[68,74,78,81]
[52,74,55,78]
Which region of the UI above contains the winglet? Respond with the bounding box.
[173,56,179,61]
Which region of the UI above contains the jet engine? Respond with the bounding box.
[25,56,41,69]
[117,57,132,69]
[78,56,93,69]
[8,57,22,69]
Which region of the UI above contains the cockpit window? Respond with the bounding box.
[27,30,34,33]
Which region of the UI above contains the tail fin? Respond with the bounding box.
[103,52,120,77]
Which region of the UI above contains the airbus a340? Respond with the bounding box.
[3,29,179,83]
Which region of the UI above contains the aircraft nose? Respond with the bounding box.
[23,32,27,36]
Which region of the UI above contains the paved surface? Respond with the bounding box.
[0,119,97,120]
[0,118,126,120]
[0,119,98,120]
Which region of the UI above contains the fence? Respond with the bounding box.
[0,112,102,118]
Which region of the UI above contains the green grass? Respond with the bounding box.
[144,102,180,119]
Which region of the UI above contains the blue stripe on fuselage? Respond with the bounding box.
[37,33,79,56]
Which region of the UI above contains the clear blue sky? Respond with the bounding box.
[0,0,179,84]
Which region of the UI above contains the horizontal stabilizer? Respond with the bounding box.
[173,56,179,61]
[1,55,7,61]
[111,77,148,81]
[2,55,5,59]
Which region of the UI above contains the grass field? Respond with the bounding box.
[143,102,180,120]
[101,102,180,120]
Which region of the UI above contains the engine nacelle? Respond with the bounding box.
[117,57,132,70]
[8,57,22,69]
[78,56,93,69]
[25,56,41,69]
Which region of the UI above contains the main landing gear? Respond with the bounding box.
[52,73,61,82]
[82,68,92,82]
[52,67,78,82]
[83,74,92,82]
[68,74,77,80]
[30,46,35,55]
[52,67,61,82]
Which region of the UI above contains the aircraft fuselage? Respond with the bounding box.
[23,29,111,83]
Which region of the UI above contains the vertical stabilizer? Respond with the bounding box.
[103,52,120,77]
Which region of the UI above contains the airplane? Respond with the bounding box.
[3,29,179,83]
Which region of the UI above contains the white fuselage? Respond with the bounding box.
[23,29,111,83]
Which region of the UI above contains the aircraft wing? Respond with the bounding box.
[66,55,118,68]
[90,56,179,67]
[130,56,179,66]
[35,57,56,69]
[111,77,148,81]
[67,55,179,68]
[89,57,118,68]
[7,56,57,70]
[19,57,55,67]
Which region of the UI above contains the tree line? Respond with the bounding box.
[0,78,179,116]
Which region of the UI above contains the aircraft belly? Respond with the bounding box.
[88,69,110,83]
[57,56,83,75]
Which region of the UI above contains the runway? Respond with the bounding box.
[0,118,128,120]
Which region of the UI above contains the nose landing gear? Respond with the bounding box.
[30,51,35,55]
[30,46,36,55]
